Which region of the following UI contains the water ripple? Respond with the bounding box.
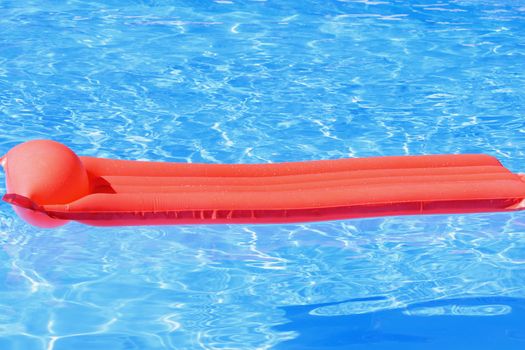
[1,0,525,349]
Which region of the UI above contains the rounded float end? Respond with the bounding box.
[14,206,66,228]
[2,140,90,228]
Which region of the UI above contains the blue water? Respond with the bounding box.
[1,0,525,349]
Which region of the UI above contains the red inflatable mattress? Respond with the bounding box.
[2,140,525,228]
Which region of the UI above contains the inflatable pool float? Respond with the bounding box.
[1,140,525,228]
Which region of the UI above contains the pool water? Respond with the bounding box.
[1,0,525,349]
